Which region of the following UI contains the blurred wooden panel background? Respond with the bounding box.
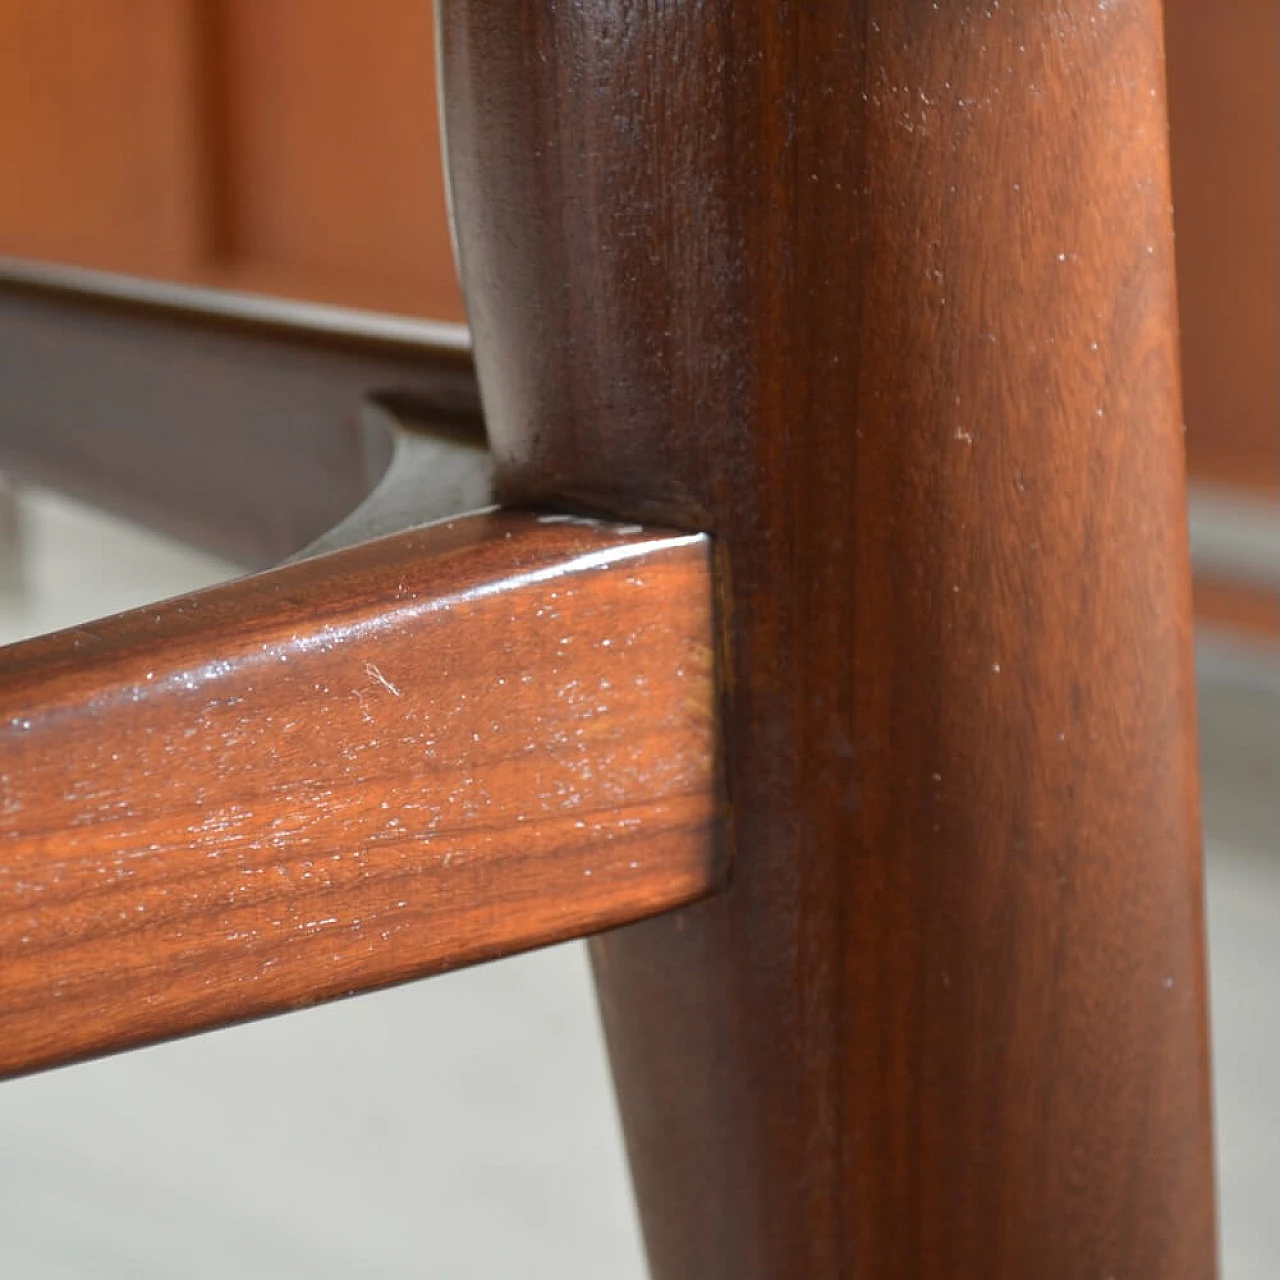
[1167,0,1278,498]
[0,0,464,320]
[0,0,1274,628]
[0,0,210,277]
[207,0,461,318]
[1165,0,1280,637]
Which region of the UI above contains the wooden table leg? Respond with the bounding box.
[440,1,1217,1276]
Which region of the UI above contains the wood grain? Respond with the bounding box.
[0,260,478,567]
[441,2,1217,1277]
[2,0,1272,507]
[0,511,719,1077]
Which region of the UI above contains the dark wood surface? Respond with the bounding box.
[441,2,1216,1277]
[0,511,719,1077]
[0,260,479,568]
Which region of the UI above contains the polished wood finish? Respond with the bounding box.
[0,511,719,1077]
[0,261,478,567]
[442,2,1216,1277]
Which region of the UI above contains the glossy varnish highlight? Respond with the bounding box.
[0,512,719,1076]
[441,1,1216,1276]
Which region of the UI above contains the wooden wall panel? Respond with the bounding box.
[0,0,209,276]
[1169,0,1278,638]
[1166,0,1279,498]
[0,0,462,321]
[210,0,464,321]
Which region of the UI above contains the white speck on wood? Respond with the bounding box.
[365,663,401,697]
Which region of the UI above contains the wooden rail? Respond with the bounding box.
[0,510,720,1076]
[0,258,481,567]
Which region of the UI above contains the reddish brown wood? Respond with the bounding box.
[0,0,211,277]
[1166,0,1279,498]
[0,261,478,566]
[441,2,1216,1277]
[1166,0,1279,640]
[0,511,719,1077]
[2,0,1273,516]
[207,0,465,320]
[0,0,464,321]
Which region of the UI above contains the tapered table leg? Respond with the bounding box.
[440,2,1217,1276]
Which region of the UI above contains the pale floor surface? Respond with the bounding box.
[0,484,1275,1278]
